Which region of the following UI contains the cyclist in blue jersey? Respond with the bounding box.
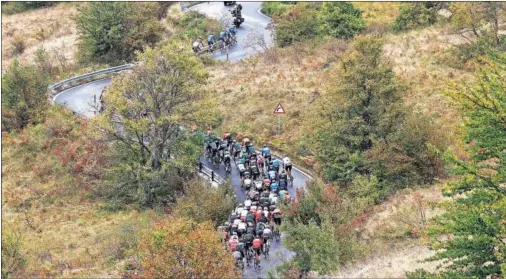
[262,145,272,164]
[270,180,279,193]
[219,30,227,42]
[272,159,280,173]
[208,34,216,48]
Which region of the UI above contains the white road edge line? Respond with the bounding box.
[256,8,271,20]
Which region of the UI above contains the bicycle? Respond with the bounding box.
[246,248,253,267]
[273,228,281,242]
[235,258,244,272]
[225,160,232,174]
[263,240,270,258]
[254,255,261,272]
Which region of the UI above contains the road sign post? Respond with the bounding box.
[273,103,286,135]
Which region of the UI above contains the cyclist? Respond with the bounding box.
[269,193,279,205]
[192,37,203,53]
[255,208,263,223]
[207,34,216,51]
[257,156,264,170]
[252,236,263,260]
[233,249,243,268]
[224,150,232,172]
[279,189,288,202]
[263,225,272,247]
[232,141,242,160]
[238,221,247,238]
[237,239,246,258]
[279,177,288,190]
[246,211,255,224]
[244,198,252,210]
[283,155,293,179]
[256,221,266,238]
[262,145,271,164]
[272,208,282,228]
[228,233,239,251]
[219,30,227,44]
[272,158,281,173]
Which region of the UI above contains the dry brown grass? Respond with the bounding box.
[330,184,448,278]
[208,39,347,168]
[1,109,165,277]
[210,22,474,169]
[1,3,80,71]
[353,2,400,27]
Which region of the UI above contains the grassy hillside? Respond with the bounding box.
[1,107,167,277]
[1,3,80,70]
[209,22,468,170]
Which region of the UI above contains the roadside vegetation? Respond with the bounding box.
[1,1,56,15]
[2,1,506,278]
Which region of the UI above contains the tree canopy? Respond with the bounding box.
[412,50,506,279]
[134,218,239,279]
[75,2,164,65]
[93,42,218,207]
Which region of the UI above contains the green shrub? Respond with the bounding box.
[320,2,365,39]
[173,11,222,42]
[173,180,235,227]
[274,3,321,48]
[75,2,164,65]
[1,59,50,130]
[10,36,26,55]
[392,2,441,32]
[261,2,295,17]
[273,2,364,47]
[1,1,56,15]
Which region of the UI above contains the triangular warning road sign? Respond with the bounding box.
[273,103,286,114]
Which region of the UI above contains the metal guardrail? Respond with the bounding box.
[48,64,135,94]
[198,162,225,185]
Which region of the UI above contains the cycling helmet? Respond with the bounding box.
[225,222,230,226]
[232,232,238,235]
[265,225,270,229]
[264,207,268,211]
[238,203,243,207]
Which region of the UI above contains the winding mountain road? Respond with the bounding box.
[190,2,273,62]
[53,2,312,278]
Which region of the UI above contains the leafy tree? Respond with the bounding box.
[280,180,361,275]
[392,2,443,32]
[93,42,218,207]
[173,179,235,227]
[320,2,364,39]
[1,59,50,130]
[273,3,321,48]
[283,220,339,276]
[419,51,506,278]
[450,2,506,47]
[311,35,444,194]
[313,36,406,182]
[75,2,164,65]
[134,218,238,278]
